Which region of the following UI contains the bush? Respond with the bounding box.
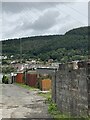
[2,75,9,84]
[48,101,57,113]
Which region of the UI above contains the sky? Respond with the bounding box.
[0,0,89,40]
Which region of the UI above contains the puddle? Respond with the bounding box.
[0,103,5,105]
[23,104,35,108]
[36,99,45,102]
[7,105,19,109]
[27,92,30,94]
[23,104,42,109]
[31,99,45,103]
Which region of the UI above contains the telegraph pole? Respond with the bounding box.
[20,38,22,63]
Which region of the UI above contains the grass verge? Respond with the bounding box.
[14,83,39,91]
[38,91,51,99]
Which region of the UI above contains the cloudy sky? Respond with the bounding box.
[1,0,89,40]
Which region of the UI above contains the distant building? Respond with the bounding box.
[48,59,54,63]
[0,56,7,60]
[51,62,60,68]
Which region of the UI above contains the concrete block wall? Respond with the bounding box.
[52,61,90,117]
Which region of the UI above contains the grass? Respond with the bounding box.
[48,99,90,120]
[15,83,39,91]
[38,91,51,99]
[38,91,69,119]
[48,99,70,119]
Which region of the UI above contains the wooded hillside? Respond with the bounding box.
[2,26,88,62]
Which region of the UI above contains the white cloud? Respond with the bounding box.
[0,2,2,40]
[25,10,60,31]
[1,2,88,40]
[2,0,89,2]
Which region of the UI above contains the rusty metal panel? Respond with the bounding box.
[16,73,24,83]
[41,79,51,91]
[26,73,37,87]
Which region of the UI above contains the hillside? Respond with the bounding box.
[2,26,88,62]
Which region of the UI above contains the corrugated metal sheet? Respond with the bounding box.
[16,73,24,83]
[26,73,38,87]
[41,79,51,91]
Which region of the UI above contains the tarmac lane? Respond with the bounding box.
[1,84,52,119]
[0,84,2,120]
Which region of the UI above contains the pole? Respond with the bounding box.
[20,39,22,63]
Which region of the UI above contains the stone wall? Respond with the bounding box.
[52,61,90,117]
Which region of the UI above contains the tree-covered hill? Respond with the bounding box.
[65,26,88,35]
[2,26,88,62]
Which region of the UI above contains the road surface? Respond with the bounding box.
[0,84,52,119]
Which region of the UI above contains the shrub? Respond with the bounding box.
[48,101,57,113]
[2,75,9,84]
